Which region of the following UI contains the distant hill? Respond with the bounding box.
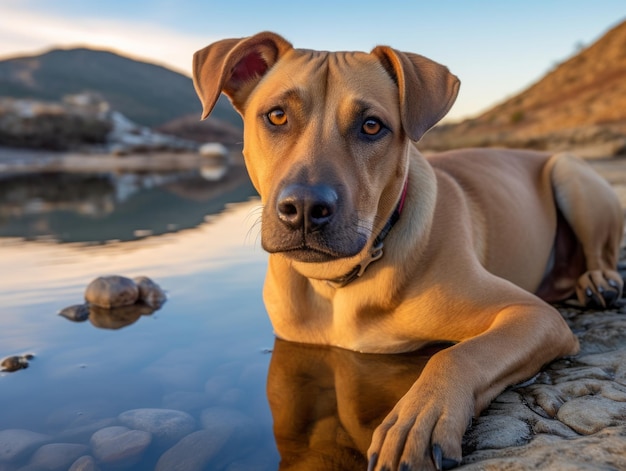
[0,47,242,129]
[420,19,626,156]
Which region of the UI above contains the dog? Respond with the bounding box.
[192,32,624,470]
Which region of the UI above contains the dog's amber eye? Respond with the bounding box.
[267,108,287,126]
[362,119,382,135]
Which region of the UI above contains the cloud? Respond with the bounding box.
[0,4,218,76]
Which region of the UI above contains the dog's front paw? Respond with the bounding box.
[367,377,470,471]
[577,269,623,308]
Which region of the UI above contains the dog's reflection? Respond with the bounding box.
[268,339,449,470]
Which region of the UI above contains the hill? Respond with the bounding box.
[0,47,241,129]
[420,19,626,157]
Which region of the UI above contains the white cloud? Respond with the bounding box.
[0,4,218,76]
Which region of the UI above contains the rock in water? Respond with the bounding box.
[118,408,196,447]
[0,429,50,462]
[133,276,167,308]
[59,304,90,322]
[27,443,89,470]
[90,426,151,466]
[84,276,139,308]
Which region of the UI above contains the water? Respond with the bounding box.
[0,165,437,470]
[0,166,280,469]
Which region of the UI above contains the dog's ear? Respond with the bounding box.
[371,46,460,141]
[193,32,293,119]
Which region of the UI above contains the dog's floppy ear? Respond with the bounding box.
[371,46,460,141]
[192,32,293,119]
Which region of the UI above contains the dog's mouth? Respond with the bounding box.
[272,244,346,263]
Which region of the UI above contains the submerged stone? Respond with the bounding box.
[118,408,196,447]
[90,426,151,466]
[28,443,89,471]
[0,429,50,462]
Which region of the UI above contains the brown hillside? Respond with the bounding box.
[420,19,626,157]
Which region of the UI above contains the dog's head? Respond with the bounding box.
[193,32,459,279]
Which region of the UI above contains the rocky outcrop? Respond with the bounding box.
[0,96,111,150]
[0,94,207,154]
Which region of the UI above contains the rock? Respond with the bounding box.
[84,276,138,308]
[133,276,166,309]
[155,430,230,471]
[464,416,532,452]
[0,429,49,463]
[89,426,151,467]
[26,443,89,471]
[106,111,197,155]
[68,455,99,471]
[463,426,626,470]
[557,396,626,435]
[0,97,111,151]
[0,355,33,372]
[58,304,90,322]
[117,409,196,447]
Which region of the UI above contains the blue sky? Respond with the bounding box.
[0,0,624,121]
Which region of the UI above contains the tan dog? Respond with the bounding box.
[192,32,624,470]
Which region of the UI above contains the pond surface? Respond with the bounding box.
[0,165,435,470]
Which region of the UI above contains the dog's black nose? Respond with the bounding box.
[276,184,338,232]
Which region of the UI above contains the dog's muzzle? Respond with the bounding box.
[261,183,367,263]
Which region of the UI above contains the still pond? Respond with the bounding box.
[0,165,436,470]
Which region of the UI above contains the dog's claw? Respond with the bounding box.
[432,444,460,470]
[367,453,378,471]
[604,289,618,306]
[399,463,412,471]
[432,444,443,471]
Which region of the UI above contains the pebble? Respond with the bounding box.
[58,304,90,322]
[117,408,196,447]
[0,355,33,373]
[133,276,167,308]
[155,430,230,471]
[26,443,89,471]
[0,429,49,463]
[90,426,151,466]
[68,455,99,471]
[84,276,139,308]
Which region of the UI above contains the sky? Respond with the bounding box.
[0,0,624,122]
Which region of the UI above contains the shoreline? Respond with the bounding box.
[0,145,243,175]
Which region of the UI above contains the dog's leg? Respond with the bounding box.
[367,300,578,470]
[550,153,624,307]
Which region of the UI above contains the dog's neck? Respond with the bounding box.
[326,178,409,289]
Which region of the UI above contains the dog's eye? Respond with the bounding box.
[361,118,382,136]
[267,108,288,126]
